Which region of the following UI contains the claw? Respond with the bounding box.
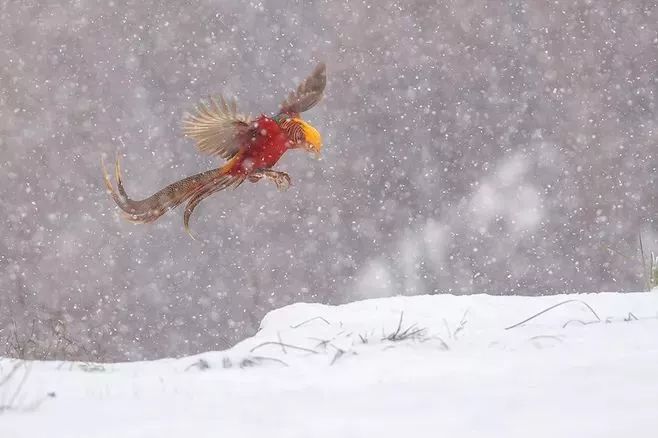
[250,169,292,191]
[274,173,291,191]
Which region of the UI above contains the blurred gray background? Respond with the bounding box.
[1,0,657,360]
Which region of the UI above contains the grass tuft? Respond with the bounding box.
[382,312,426,342]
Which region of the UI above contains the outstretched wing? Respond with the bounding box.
[279,62,327,116]
[182,96,252,160]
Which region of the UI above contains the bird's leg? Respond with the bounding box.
[264,170,292,191]
[249,169,291,191]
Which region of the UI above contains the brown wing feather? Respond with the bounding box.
[279,62,327,116]
[182,95,252,159]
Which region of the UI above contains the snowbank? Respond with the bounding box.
[1,292,658,438]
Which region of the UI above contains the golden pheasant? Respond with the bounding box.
[102,62,326,236]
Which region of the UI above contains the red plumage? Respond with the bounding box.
[225,116,291,177]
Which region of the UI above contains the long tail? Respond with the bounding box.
[101,155,244,235]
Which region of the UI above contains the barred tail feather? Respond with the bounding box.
[101,155,243,229]
[183,174,245,237]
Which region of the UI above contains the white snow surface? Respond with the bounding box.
[2,292,658,438]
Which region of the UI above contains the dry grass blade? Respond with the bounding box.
[308,337,332,350]
[562,319,599,328]
[0,361,23,388]
[249,356,289,367]
[625,312,639,321]
[529,335,564,343]
[0,361,30,414]
[184,358,210,371]
[277,332,287,354]
[240,356,289,368]
[290,316,331,329]
[505,299,601,330]
[249,341,318,355]
[330,348,345,366]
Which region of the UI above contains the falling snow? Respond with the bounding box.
[1,1,657,364]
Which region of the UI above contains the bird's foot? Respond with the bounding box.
[251,169,292,191]
[270,171,291,191]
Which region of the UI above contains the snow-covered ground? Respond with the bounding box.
[1,292,658,438]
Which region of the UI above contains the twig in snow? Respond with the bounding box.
[290,316,331,329]
[505,300,601,330]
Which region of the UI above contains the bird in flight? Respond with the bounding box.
[102,62,326,237]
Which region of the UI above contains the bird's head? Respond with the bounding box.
[277,115,322,158]
[294,117,322,157]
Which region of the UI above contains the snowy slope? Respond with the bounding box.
[1,292,658,438]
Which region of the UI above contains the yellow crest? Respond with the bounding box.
[293,118,322,153]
